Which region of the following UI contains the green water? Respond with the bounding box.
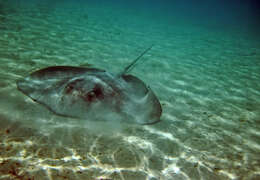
[0,1,260,179]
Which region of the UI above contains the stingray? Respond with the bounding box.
[17,46,162,125]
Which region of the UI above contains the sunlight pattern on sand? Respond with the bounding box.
[0,1,260,179]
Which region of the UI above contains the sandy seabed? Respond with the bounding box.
[0,1,260,180]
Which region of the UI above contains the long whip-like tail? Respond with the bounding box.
[119,45,154,76]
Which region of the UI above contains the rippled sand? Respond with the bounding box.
[0,1,260,180]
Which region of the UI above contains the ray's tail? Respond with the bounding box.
[119,45,154,76]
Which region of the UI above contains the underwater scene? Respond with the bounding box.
[1,0,260,179]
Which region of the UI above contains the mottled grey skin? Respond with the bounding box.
[17,47,162,125]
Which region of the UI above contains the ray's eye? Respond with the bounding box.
[93,86,104,99]
[86,91,94,101]
[64,79,84,94]
[84,85,104,102]
[65,84,74,94]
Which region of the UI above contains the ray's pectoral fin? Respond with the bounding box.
[16,45,162,125]
[122,74,162,125]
